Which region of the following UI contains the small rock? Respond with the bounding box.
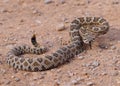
[0,8,7,13]
[99,43,108,49]
[111,46,116,50]
[76,1,86,6]
[71,79,79,85]
[67,71,74,77]
[87,82,95,86]
[35,20,41,24]
[101,72,107,76]
[23,72,29,76]
[56,69,62,73]
[86,0,91,4]
[57,23,66,31]
[4,80,11,85]
[0,69,6,74]
[41,72,47,75]
[54,80,60,86]
[44,0,53,4]
[39,75,44,79]
[15,78,20,82]
[77,56,85,60]
[59,0,65,4]
[84,61,100,69]
[32,10,38,14]
[71,77,81,85]
[62,17,69,23]
[11,76,15,78]
[91,61,100,68]
[32,10,42,16]
[33,77,39,81]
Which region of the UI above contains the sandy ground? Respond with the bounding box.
[0,0,120,86]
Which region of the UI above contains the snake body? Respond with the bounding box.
[6,17,109,71]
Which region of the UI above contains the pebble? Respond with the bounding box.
[91,61,100,68]
[0,8,8,13]
[33,77,39,81]
[83,61,100,69]
[71,77,81,85]
[86,0,91,4]
[44,0,53,4]
[62,17,69,23]
[32,10,42,16]
[76,0,86,6]
[54,80,60,86]
[23,72,29,76]
[35,20,41,24]
[111,46,116,50]
[67,71,74,77]
[99,44,108,49]
[101,72,107,76]
[56,69,62,73]
[32,10,38,14]
[39,75,44,79]
[57,23,66,31]
[59,0,65,4]
[0,68,6,74]
[77,56,85,60]
[87,82,95,86]
[11,75,15,78]
[41,72,47,75]
[71,79,79,85]
[15,77,20,82]
[4,80,11,85]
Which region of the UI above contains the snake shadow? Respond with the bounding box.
[97,27,120,47]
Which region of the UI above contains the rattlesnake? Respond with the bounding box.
[6,17,109,72]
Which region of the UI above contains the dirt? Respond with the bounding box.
[0,0,120,86]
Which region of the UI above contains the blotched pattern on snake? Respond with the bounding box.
[6,17,109,71]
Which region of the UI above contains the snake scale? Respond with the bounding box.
[6,17,109,72]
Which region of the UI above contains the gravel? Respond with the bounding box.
[83,61,100,69]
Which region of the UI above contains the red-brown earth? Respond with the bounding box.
[0,0,120,86]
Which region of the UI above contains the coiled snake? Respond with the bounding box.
[6,17,109,72]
